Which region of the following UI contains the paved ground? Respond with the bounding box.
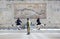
[0,29,60,39]
[0,33,60,39]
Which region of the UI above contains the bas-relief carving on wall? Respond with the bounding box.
[14,3,46,19]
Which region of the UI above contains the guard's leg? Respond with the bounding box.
[27,27,30,35]
[17,25,21,30]
[38,25,40,30]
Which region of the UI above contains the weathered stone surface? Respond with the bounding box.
[0,0,60,28]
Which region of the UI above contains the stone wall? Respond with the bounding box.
[0,0,60,28]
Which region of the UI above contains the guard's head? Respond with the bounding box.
[17,18,19,20]
[27,18,29,20]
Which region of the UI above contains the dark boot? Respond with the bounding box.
[18,28,20,30]
[27,32,30,35]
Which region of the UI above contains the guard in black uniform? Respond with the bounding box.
[16,18,22,30]
[36,18,41,30]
